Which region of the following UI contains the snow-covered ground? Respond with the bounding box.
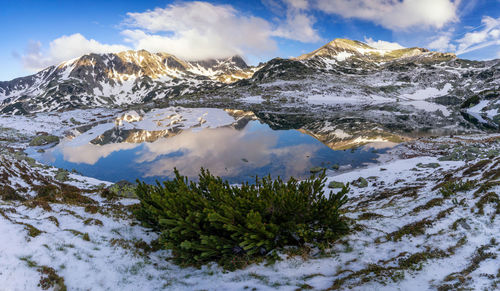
[0,109,499,291]
[0,109,118,137]
[399,83,452,101]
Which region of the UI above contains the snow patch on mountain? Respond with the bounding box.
[400,83,453,100]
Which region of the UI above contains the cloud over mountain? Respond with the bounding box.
[364,37,405,50]
[18,0,499,73]
[21,34,130,71]
[122,1,278,60]
[20,1,323,71]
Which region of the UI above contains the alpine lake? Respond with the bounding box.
[27,110,394,184]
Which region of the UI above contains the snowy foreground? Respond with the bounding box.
[0,110,499,290]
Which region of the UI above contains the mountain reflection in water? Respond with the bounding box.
[31,121,386,183]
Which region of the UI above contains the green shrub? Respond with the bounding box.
[440,180,477,197]
[134,169,349,269]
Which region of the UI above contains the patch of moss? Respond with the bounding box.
[440,242,497,290]
[30,183,97,210]
[38,266,67,291]
[447,236,468,255]
[475,192,499,216]
[398,249,447,271]
[474,181,500,197]
[416,162,440,169]
[358,212,384,220]
[47,216,60,227]
[436,207,454,220]
[440,180,477,198]
[20,222,42,237]
[64,229,90,241]
[54,169,70,182]
[84,205,98,214]
[0,185,26,201]
[328,181,345,189]
[411,198,444,213]
[19,256,37,268]
[25,199,53,212]
[463,159,491,176]
[83,218,103,226]
[29,135,60,146]
[352,177,368,188]
[34,184,59,201]
[451,218,470,231]
[69,117,82,125]
[108,180,137,198]
[329,248,447,289]
[309,166,325,174]
[386,218,433,241]
[481,162,500,181]
[59,184,96,205]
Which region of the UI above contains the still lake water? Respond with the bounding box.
[29,121,384,184]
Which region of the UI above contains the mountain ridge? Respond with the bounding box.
[0,50,256,114]
[296,38,456,63]
[0,38,497,121]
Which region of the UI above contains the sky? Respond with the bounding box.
[0,0,499,81]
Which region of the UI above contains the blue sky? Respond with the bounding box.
[1,0,499,81]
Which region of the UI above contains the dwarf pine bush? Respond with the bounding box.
[134,168,349,269]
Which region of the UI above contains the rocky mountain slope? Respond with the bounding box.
[183,39,499,139]
[0,50,255,114]
[1,39,499,137]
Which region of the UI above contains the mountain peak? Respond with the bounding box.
[326,38,373,50]
[296,38,455,62]
[0,49,257,114]
[53,50,249,73]
[47,50,252,82]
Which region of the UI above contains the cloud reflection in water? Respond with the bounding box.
[34,121,383,183]
[135,126,320,179]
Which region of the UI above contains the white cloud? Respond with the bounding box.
[490,29,500,39]
[427,34,457,52]
[21,1,324,71]
[315,0,460,30]
[284,0,309,10]
[122,1,277,60]
[456,16,500,55]
[21,33,130,71]
[364,37,405,50]
[271,13,322,42]
[424,16,500,56]
[271,0,322,42]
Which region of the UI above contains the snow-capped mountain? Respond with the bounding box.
[249,38,462,82]
[205,38,500,134]
[296,38,456,63]
[0,50,256,114]
[1,38,499,132]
